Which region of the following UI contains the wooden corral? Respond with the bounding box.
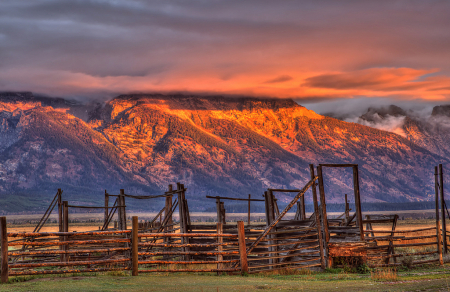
[1,163,450,281]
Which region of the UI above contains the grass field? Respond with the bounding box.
[2,265,450,291]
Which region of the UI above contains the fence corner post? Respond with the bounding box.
[132,216,139,276]
[1,216,8,283]
[237,221,248,274]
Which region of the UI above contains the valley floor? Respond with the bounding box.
[2,265,450,292]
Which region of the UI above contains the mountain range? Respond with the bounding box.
[0,92,448,212]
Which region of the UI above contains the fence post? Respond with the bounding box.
[217,222,223,272]
[345,194,349,222]
[132,216,138,276]
[353,165,364,241]
[299,194,306,220]
[58,189,63,261]
[439,164,448,254]
[436,166,441,251]
[62,201,69,262]
[248,194,251,225]
[1,217,8,283]
[437,221,444,265]
[119,189,127,230]
[216,197,221,224]
[310,164,326,270]
[317,166,330,268]
[237,221,248,274]
[165,185,173,231]
[58,189,62,233]
[104,191,109,229]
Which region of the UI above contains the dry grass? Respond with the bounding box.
[370,268,398,281]
[260,267,313,276]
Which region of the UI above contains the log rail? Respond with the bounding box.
[363,225,443,268]
[0,216,249,282]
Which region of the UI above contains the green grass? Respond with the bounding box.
[2,265,450,292]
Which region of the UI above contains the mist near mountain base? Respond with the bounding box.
[303,97,449,137]
[346,115,407,137]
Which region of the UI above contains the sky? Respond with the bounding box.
[1,0,450,113]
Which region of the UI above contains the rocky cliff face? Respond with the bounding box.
[0,92,447,210]
[0,93,158,209]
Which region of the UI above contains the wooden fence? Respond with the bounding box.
[1,162,449,282]
[245,223,322,273]
[364,224,443,268]
[0,217,248,283]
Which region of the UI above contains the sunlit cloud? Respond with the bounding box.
[302,68,450,101]
[1,1,450,102]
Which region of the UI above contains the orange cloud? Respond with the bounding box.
[2,66,450,102]
[3,2,450,103]
[300,68,450,101]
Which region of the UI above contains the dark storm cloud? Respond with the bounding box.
[1,0,450,101]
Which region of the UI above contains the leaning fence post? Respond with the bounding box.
[237,221,248,274]
[1,216,8,283]
[132,216,138,276]
[437,221,444,265]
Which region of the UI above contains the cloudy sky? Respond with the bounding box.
[1,0,450,111]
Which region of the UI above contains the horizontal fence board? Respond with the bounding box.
[8,267,131,276]
[137,233,237,238]
[366,241,438,249]
[138,251,239,256]
[9,238,131,247]
[8,247,130,256]
[249,257,319,269]
[365,235,437,242]
[256,239,319,248]
[247,250,320,261]
[367,250,437,259]
[363,227,437,234]
[9,258,129,269]
[138,260,239,265]
[253,233,318,242]
[139,268,239,273]
[268,227,316,235]
[249,245,320,256]
[7,230,131,238]
[248,262,321,274]
[138,242,237,248]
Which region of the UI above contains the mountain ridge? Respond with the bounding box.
[0,92,448,211]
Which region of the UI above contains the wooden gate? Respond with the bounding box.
[243,174,326,273]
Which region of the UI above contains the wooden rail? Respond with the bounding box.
[364,224,443,268]
[0,216,249,282]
